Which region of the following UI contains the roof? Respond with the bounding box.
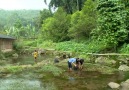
[0,34,15,39]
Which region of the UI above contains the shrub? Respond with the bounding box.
[6,66,23,73]
[119,43,129,53]
[13,42,23,51]
[40,64,63,76]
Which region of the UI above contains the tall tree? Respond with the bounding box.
[39,9,53,26]
[41,8,70,42]
[69,0,97,41]
[44,0,86,14]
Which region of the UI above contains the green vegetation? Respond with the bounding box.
[1,0,129,54]
[1,0,129,75]
[0,51,5,60]
[5,66,23,73]
[55,40,106,53]
[39,64,63,76]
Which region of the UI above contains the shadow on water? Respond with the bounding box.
[1,55,129,90]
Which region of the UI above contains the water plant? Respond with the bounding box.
[39,64,63,76]
[5,66,23,73]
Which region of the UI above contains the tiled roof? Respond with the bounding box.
[0,34,15,39]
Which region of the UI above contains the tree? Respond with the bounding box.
[120,0,129,42]
[93,0,127,49]
[41,8,70,42]
[44,0,86,14]
[69,0,97,41]
[39,9,53,26]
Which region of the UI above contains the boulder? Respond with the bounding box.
[120,79,129,90]
[108,82,120,89]
[95,56,116,66]
[118,65,129,71]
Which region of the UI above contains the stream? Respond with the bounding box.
[0,55,129,90]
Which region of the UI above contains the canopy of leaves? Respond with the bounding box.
[93,0,128,48]
[44,0,86,14]
[69,0,97,40]
[41,8,70,42]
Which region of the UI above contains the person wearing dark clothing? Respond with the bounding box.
[75,58,84,70]
[79,59,84,69]
[68,58,79,71]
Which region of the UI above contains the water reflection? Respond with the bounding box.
[0,78,57,90]
[68,76,75,83]
[8,55,129,90]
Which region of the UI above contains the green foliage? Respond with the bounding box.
[6,66,23,73]
[56,40,107,53]
[41,8,70,42]
[23,40,37,47]
[69,0,97,40]
[41,64,63,76]
[13,41,23,51]
[93,0,128,48]
[0,10,39,27]
[0,10,40,38]
[119,43,129,53]
[3,51,15,57]
[0,51,5,60]
[47,0,86,14]
[40,9,53,26]
[38,40,56,49]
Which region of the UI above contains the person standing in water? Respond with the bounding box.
[68,57,79,71]
[33,50,38,63]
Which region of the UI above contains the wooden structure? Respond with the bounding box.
[0,34,15,52]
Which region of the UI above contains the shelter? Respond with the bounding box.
[0,34,15,52]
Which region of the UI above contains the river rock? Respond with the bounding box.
[120,79,129,90]
[108,82,120,89]
[54,56,59,63]
[95,56,116,65]
[118,65,129,71]
[95,56,106,64]
[38,49,46,56]
[12,53,18,58]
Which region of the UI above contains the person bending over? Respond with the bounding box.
[75,58,84,70]
[68,58,79,71]
[79,59,84,70]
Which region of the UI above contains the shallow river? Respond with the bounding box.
[0,55,129,90]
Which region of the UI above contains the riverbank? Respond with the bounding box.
[0,53,129,90]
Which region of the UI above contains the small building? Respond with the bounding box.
[0,34,15,52]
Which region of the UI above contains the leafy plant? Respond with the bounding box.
[0,50,5,59]
[40,64,63,76]
[13,40,23,51]
[119,43,129,53]
[6,66,23,73]
[69,0,97,41]
[41,8,70,42]
[56,40,107,54]
[92,0,128,49]
[38,40,56,49]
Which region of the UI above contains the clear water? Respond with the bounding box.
[0,55,129,90]
[0,78,57,90]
